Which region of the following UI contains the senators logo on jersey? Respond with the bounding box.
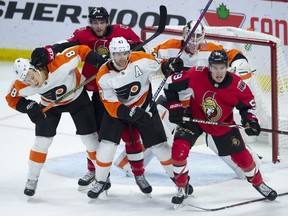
[114,81,141,99]
[202,91,222,121]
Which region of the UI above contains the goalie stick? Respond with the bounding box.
[145,0,213,111]
[185,191,288,211]
[42,5,167,113]
[182,117,288,136]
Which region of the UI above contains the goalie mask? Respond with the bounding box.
[109,37,131,70]
[182,20,205,53]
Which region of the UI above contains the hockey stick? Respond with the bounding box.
[145,0,213,111]
[132,5,167,51]
[42,5,167,113]
[186,191,288,211]
[182,117,288,135]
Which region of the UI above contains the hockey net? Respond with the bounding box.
[141,26,288,163]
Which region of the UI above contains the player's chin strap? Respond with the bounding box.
[144,0,214,112]
[182,117,288,135]
[42,5,167,113]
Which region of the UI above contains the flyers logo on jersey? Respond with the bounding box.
[41,85,67,100]
[115,82,141,99]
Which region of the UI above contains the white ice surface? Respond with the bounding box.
[1,62,288,216]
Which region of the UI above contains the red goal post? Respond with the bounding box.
[141,26,288,163]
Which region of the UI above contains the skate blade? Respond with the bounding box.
[173,203,185,210]
[26,195,33,202]
[144,193,152,198]
[78,183,95,192]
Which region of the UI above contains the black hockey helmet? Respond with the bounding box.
[88,7,109,23]
[208,50,228,67]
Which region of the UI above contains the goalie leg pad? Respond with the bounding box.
[151,142,174,178]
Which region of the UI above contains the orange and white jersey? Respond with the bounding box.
[96,51,162,118]
[153,38,241,68]
[6,45,91,109]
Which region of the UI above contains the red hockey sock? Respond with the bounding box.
[122,127,144,176]
[172,139,191,187]
[87,158,95,172]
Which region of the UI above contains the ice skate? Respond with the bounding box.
[104,174,111,195]
[254,182,277,201]
[87,181,107,199]
[78,171,96,191]
[24,179,38,199]
[172,186,188,209]
[171,177,193,195]
[135,175,152,197]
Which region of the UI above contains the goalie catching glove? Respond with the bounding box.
[229,58,253,83]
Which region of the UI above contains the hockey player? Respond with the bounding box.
[164,50,277,205]
[114,20,260,179]
[87,37,191,199]
[30,7,149,191]
[5,45,108,197]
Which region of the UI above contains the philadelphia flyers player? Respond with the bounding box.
[30,7,149,191]
[164,50,277,205]
[114,20,261,180]
[87,37,190,199]
[5,45,109,197]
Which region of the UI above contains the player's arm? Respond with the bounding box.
[31,40,80,68]
[5,82,46,123]
[125,26,145,51]
[163,72,190,124]
[235,81,260,136]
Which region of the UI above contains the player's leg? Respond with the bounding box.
[24,109,61,197]
[87,112,125,199]
[79,92,104,186]
[213,128,277,201]
[121,126,152,194]
[169,121,202,205]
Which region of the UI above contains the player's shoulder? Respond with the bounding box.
[160,38,182,49]
[130,51,155,63]
[112,24,131,31]
[97,62,111,79]
[73,26,92,35]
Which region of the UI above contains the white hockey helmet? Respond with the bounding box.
[13,58,32,81]
[182,20,205,45]
[109,37,131,57]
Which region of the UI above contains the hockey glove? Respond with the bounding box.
[167,101,185,125]
[26,101,47,124]
[128,106,152,127]
[31,45,55,68]
[161,57,184,76]
[244,118,261,136]
[117,105,152,126]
